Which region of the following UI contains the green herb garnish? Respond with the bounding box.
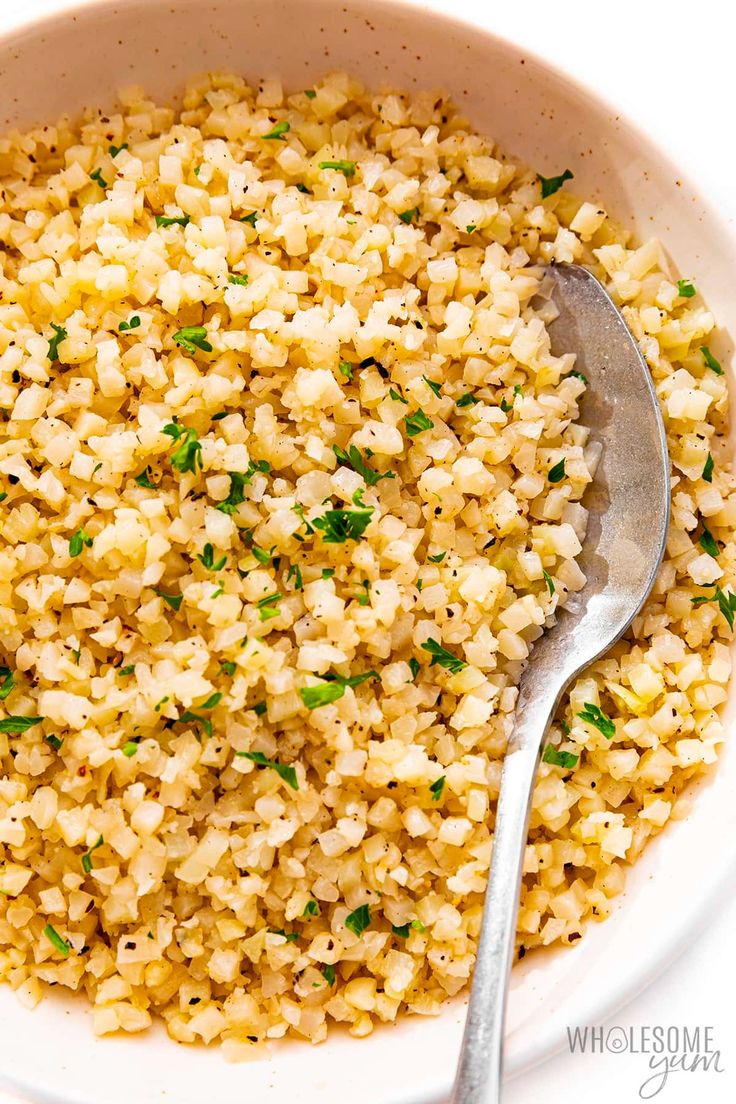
[119,665,135,676]
[422,375,442,398]
[338,360,354,381]
[389,387,408,404]
[700,346,724,375]
[702,453,714,483]
[319,160,356,177]
[221,661,237,676]
[303,900,319,917]
[228,272,249,287]
[198,543,227,571]
[134,467,157,488]
[466,224,476,233]
[256,592,282,621]
[119,315,141,332]
[89,168,108,189]
[236,750,298,789]
[542,570,555,596]
[542,744,579,769]
[456,392,478,408]
[577,703,615,740]
[0,668,14,701]
[699,525,720,558]
[44,924,70,957]
[47,322,67,362]
[241,212,258,226]
[322,964,335,985]
[677,279,696,298]
[300,670,378,710]
[163,423,202,473]
[313,507,374,544]
[155,214,190,228]
[287,563,303,590]
[427,551,446,564]
[217,472,247,515]
[154,589,183,612]
[691,586,736,629]
[0,715,43,733]
[429,775,446,801]
[404,409,433,437]
[345,904,371,936]
[109,143,128,158]
[332,444,394,486]
[81,835,104,874]
[69,528,93,558]
[548,458,566,483]
[172,325,212,356]
[408,657,420,681]
[538,168,574,198]
[398,208,418,224]
[421,638,466,673]
[263,120,290,140]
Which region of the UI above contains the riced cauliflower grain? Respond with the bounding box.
[0,71,733,1052]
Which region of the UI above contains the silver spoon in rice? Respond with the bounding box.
[452,263,670,1104]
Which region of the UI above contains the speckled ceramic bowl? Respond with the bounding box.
[0,2,734,1103]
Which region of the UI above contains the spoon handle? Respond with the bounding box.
[451,690,557,1104]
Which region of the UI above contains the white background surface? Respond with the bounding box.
[0,1,734,1102]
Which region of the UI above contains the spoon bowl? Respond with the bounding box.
[452,262,671,1104]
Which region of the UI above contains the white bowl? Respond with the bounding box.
[0,2,734,1103]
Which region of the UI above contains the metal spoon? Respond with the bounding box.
[451,262,670,1104]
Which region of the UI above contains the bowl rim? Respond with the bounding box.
[0,2,734,1101]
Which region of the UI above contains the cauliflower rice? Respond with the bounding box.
[0,71,733,1052]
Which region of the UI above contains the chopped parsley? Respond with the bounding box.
[172,325,212,356]
[429,775,446,801]
[0,493,6,503]
[392,919,425,937]
[81,835,104,874]
[322,568,335,579]
[163,424,202,473]
[542,744,579,769]
[119,665,135,676]
[304,89,317,100]
[466,224,476,233]
[319,159,356,177]
[677,279,696,298]
[313,506,374,543]
[0,667,14,701]
[408,657,420,681]
[0,715,43,734]
[700,346,724,375]
[44,924,70,957]
[154,589,183,612]
[332,444,394,486]
[47,322,67,362]
[45,734,63,751]
[338,360,354,381]
[256,592,282,621]
[179,692,222,739]
[702,453,714,483]
[542,570,555,596]
[422,375,442,398]
[134,467,157,488]
[287,562,303,590]
[296,182,312,194]
[119,315,141,332]
[345,904,371,936]
[404,409,433,437]
[566,369,588,383]
[421,638,466,673]
[228,272,249,286]
[217,472,247,515]
[398,208,418,224]
[577,703,615,740]
[302,900,319,917]
[263,120,290,140]
[699,525,719,558]
[389,387,408,405]
[89,168,108,189]
[252,546,272,565]
[155,214,190,228]
[691,586,736,630]
[322,964,336,985]
[538,168,574,198]
[456,391,478,408]
[427,551,446,564]
[253,701,267,716]
[69,528,93,558]
[198,543,227,571]
[241,212,258,226]
[220,661,237,676]
[355,579,371,605]
[109,143,128,158]
[268,929,299,942]
[548,458,566,483]
[236,750,298,790]
[300,670,378,710]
